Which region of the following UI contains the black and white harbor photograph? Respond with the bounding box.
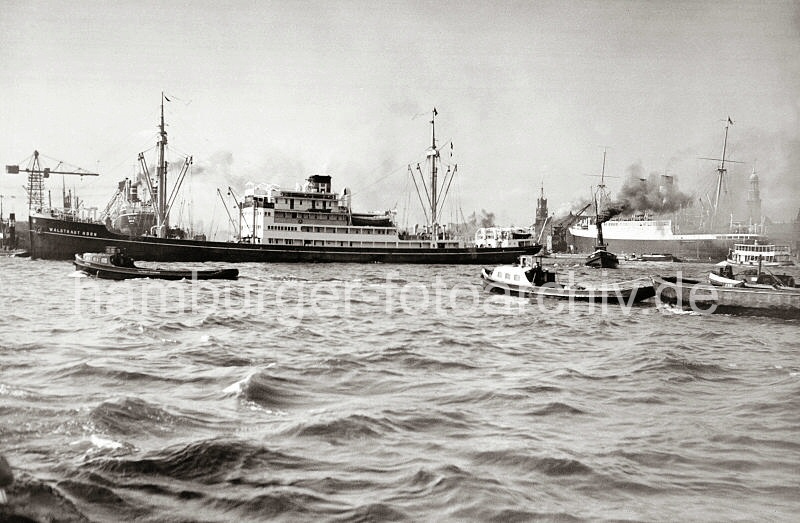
[1,1,799,521]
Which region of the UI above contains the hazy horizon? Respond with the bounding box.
[2,0,798,236]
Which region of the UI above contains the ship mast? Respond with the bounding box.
[408,108,458,245]
[699,118,744,230]
[156,92,169,234]
[429,107,439,235]
[592,148,610,250]
[714,119,730,221]
[137,92,191,238]
[597,147,607,198]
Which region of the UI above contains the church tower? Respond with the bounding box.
[534,181,548,230]
[746,166,762,233]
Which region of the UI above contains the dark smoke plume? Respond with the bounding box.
[618,163,693,214]
[596,200,630,225]
[574,162,694,225]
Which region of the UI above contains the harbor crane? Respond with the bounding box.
[6,150,99,211]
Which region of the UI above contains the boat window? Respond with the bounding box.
[514,275,520,281]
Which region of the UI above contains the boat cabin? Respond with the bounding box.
[726,242,794,266]
[80,247,136,267]
[491,256,556,287]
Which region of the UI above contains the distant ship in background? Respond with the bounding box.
[8,98,540,263]
[565,119,784,260]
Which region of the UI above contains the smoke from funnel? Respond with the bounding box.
[617,162,693,214]
[596,200,630,224]
[570,161,694,223]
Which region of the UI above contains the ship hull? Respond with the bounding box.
[570,234,738,261]
[29,215,540,264]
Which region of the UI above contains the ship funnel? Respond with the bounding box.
[340,187,351,209]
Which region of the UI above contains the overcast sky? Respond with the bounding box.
[2,0,798,233]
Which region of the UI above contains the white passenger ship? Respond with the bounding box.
[569,215,763,260]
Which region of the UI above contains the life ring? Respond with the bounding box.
[298,219,303,224]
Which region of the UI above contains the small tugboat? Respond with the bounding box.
[585,239,619,268]
[0,211,28,257]
[584,150,619,269]
[481,255,654,304]
[74,247,238,280]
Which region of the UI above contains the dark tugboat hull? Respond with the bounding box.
[74,261,239,280]
[32,215,541,264]
[73,254,239,280]
[585,249,619,268]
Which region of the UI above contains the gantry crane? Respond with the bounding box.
[6,150,99,211]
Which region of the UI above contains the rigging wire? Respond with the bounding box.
[401,173,412,230]
[346,156,419,202]
[209,195,219,240]
[346,134,452,202]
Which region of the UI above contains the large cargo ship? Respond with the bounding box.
[568,119,767,260]
[13,100,540,263]
[568,216,762,260]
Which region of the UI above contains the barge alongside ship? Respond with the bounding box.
[16,101,540,263]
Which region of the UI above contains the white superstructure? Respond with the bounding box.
[474,227,535,248]
[569,215,762,243]
[238,174,463,249]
